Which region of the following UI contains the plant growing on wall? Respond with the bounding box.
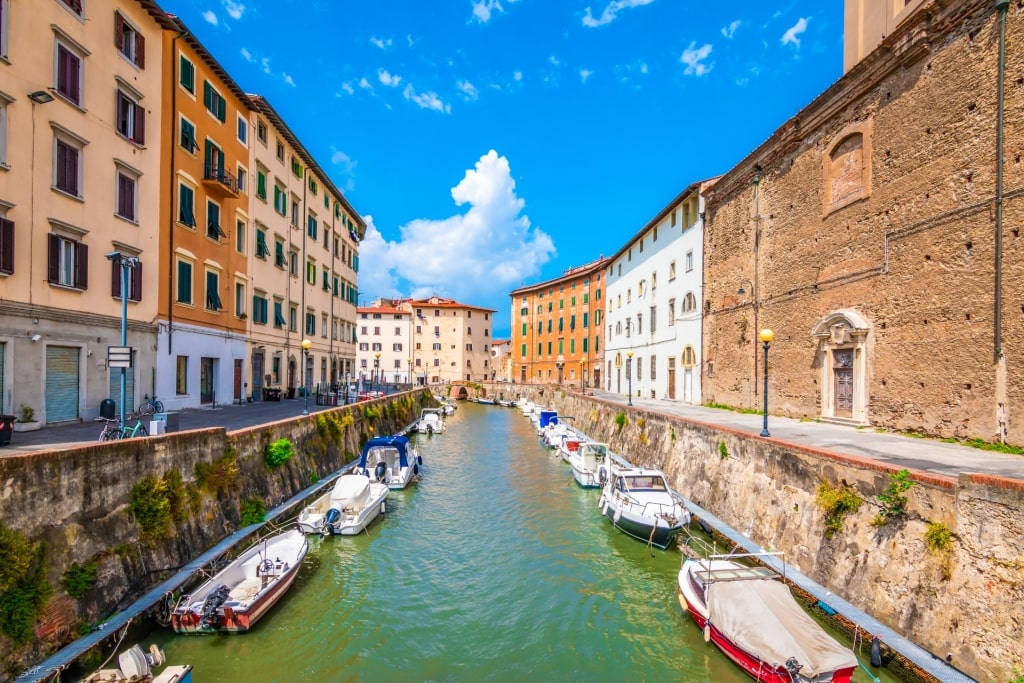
[61,558,99,598]
[874,469,915,524]
[196,449,240,493]
[362,404,381,421]
[0,543,51,643]
[816,479,863,538]
[718,441,729,460]
[614,411,628,431]
[0,523,33,592]
[264,439,294,468]
[129,476,172,541]
[239,497,266,526]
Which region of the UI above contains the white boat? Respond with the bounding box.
[296,473,388,536]
[80,643,192,683]
[439,399,457,416]
[598,465,690,549]
[569,441,610,488]
[416,408,447,434]
[536,409,558,435]
[677,556,858,683]
[356,434,423,489]
[519,400,537,417]
[171,528,308,633]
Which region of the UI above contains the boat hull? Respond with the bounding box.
[171,562,301,634]
[601,498,682,549]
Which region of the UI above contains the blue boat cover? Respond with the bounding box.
[357,434,412,469]
[539,410,558,428]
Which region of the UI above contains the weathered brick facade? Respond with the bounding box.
[703,0,1024,443]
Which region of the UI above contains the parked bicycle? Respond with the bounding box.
[96,417,124,442]
[137,394,164,416]
[118,417,149,439]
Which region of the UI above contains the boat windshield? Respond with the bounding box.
[622,475,667,491]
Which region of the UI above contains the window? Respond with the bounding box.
[669,261,676,280]
[289,251,298,277]
[178,182,195,226]
[306,260,315,285]
[252,292,268,324]
[255,228,269,259]
[235,218,246,254]
[236,165,247,194]
[179,55,195,94]
[45,233,86,289]
[175,257,193,304]
[289,306,297,332]
[0,97,8,167]
[205,270,222,311]
[53,136,81,197]
[290,198,299,227]
[291,156,303,178]
[234,282,245,317]
[273,184,286,214]
[274,239,286,268]
[686,250,694,272]
[206,200,225,240]
[668,299,676,325]
[393,343,403,352]
[650,355,657,381]
[682,292,697,313]
[114,12,144,68]
[650,306,656,333]
[305,312,315,335]
[237,115,247,144]
[116,89,145,144]
[175,356,187,395]
[256,169,267,200]
[274,301,286,328]
[0,218,13,275]
[432,343,441,351]
[55,40,82,106]
[276,140,284,162]
[256,119,268,144]
[179,117,198,153]
[115,168,137,222]
[203,81,226,122]
[108,256,143,301]
[307,214,318,240]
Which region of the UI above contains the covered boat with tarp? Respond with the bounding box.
[356,434,423,489]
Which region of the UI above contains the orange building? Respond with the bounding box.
[156,17,252,409]
[510,258,607,387]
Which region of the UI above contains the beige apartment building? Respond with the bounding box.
[356,301,413,386]
[400,296,496,384]
[246,96,363,400]
[0,0,171,423]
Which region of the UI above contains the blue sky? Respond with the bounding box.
[170,0,844,337]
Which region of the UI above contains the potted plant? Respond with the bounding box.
[13,404,41,432]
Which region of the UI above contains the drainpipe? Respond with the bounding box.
[994,0,1009,359]
[167,31,185,357]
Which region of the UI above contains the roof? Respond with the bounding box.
[358,306,407,316]
[510,256,609,296]
[167,15,252,107]
[133,0,179,31]
[248,95,366,240]
[396,296,497,313]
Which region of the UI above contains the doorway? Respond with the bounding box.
[200,357,215,404]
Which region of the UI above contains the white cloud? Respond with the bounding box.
[579,69,594,83]
[471,0,506,23]
[358,150,555,306]
[223,0,244,20]
[721,19,741,39]
[282,73,296,87]
[407,34,415,48]
[549,54,561,66]
[680,42,713,76]
[358,77,373,90]
[513,71,523,81]
[260,57,272,74]
[457,80,479,100]
[370,37,392,50]
[202,10,218,25]
[582,0,654,28]
[378,69,402,87]
[341,82,355,95]
[781,17,808,48]
[240,47,253,62]
[402,84,450,114]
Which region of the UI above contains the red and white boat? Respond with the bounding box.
[171,528,308,633]
[678,556,858,683]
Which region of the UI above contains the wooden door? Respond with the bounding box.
[833,349,853,418]
[667,367,676,399]
[233,359,243,402]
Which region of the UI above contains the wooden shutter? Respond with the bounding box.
[134,102,145,144]
[47,234,59,283]
[203,81,212,110]
[0,219,13,274]
[111,258,121,297]
[75,242,88,289]
[131,262,143,301]
[136,32,145,68]
[114,12,124,51]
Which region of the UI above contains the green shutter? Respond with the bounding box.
[217,94,226,123]
[353,255,359,273]
[257,172,266,199]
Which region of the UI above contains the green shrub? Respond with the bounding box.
[924,522,953,554]
[718,441,729,460]
[264,438,294,468]
[614,412,628,431]
[162,469,190,523]
[239,498,266,526]
[877,469,915,521]
[0,523,33,593]
[363,404,381,421]
[62,558,99,598]
[195,449,240,493]
[816,480,863,538]
[129,477,172,540]
[0,544,51,643]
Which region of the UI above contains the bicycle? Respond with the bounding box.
[118,417,149,439]
[137,394,164,416]
[96,417,124,442]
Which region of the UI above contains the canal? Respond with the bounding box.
[149,402,898,682]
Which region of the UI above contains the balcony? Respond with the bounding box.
[203,164,239,198]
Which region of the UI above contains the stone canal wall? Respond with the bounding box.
[0,391,428,681]
[509,385,1023,683]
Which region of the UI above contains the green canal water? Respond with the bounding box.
[150,403,898,682]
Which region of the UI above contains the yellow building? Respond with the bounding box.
[399,296,496,384]
[0,0,172,423]
[156,17,252,409]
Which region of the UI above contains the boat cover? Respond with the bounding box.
[331,475,372,508]
[539,411,558,428]
[358,435,413,469]
[707,578,858,676]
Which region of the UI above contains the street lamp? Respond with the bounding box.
[408,357,413,387]
[759,329,774,437]
[626,351,634,406]
[105,251,139,428]
[374,352,381,391]
[579,356,587,395]
[301,338,312,415]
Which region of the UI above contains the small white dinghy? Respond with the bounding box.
[79,643,192,683]
[296,473,389,536]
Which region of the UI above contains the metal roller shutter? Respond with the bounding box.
[0,342,6,414]
[108,367,136,417]
[45,346,81,423]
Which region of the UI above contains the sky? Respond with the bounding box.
[167,0,844,338]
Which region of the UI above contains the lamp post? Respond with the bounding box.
[626,351,633,406]
[105,252,139,428]
[301,338,312,415]
[374,352,381,392]
[408,357,413,388]
[579,356,587,395]
[759,329,774,437]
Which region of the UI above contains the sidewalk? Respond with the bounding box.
[583,389,1024,482]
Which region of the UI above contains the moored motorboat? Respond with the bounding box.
[171,529,308,634]
[356,434,423,489]
[416,408,447,434]
[519,400,537,417]
[535,409,558,436]
[677,556,858,683]
[80,643,192,683]
[598,465,690,549]
[296,473,389,535]
[569,441,610,488]
[555,433,584,462]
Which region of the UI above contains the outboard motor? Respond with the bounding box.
[374,461,389,483]
[199,584,230,628]
[323,508,341,535]
[597,466,608,486]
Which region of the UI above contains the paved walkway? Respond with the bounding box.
[583,389,1024,482]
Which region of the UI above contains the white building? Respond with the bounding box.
[356,301,413,386]
[604,179,715,403]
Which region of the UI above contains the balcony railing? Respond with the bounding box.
[203,164,239,196]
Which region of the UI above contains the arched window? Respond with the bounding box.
[681,345,696,368]
[681,292,697,313]
[824,121,872,215]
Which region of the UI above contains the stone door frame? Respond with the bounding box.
[811,309,871,425]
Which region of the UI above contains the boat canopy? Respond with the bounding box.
[330,474,372,508]
[707,578,858,677]
[357,435,412,470]
[539,410,558,428]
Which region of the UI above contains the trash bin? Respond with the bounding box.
[100,398,116,420]
[153,412,179,433]
[0,414,14,446]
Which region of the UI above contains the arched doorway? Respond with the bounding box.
[811,309,871,424]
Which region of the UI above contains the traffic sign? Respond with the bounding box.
[108,346,133,368]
